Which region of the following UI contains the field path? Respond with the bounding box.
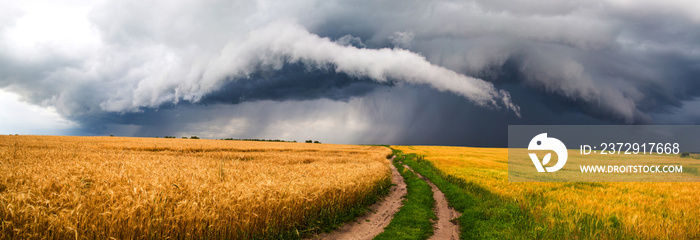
[403,164,461,240]
[308,156,407,240]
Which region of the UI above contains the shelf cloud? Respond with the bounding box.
[1,0,699,145]
[95,21,518,116]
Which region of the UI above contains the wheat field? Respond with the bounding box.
[0,135,391,239]
[393,145,700,239]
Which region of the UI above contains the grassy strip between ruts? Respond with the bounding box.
[373,154,436,240]
[392,148,633,239]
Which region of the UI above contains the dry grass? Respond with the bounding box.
[0,135,391,239]
[393,145,700,239]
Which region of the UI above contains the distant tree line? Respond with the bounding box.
[221,138,296,143]
[160,136,199,139]
[679,152,700,160]
[155,136,308,142]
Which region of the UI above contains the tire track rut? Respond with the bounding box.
[308,156,407,240]
[403,164,461,240]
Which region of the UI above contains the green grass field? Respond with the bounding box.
[392,145,700,239]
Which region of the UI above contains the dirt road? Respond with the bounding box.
[308,156,407,240]
[403,164,461,240]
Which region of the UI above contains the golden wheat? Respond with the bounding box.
[0,135,391,239]
[393,145,700,239]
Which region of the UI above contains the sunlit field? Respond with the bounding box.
[393,145,700,239]
[0,136,391,239]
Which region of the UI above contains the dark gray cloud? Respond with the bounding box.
[1,0,700,145]
[200,63,386,104]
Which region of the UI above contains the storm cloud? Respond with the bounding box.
[1,0,699,145]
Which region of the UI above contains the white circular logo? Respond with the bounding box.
[528,133,568,172]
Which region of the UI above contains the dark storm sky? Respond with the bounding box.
[1,0,700,146]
